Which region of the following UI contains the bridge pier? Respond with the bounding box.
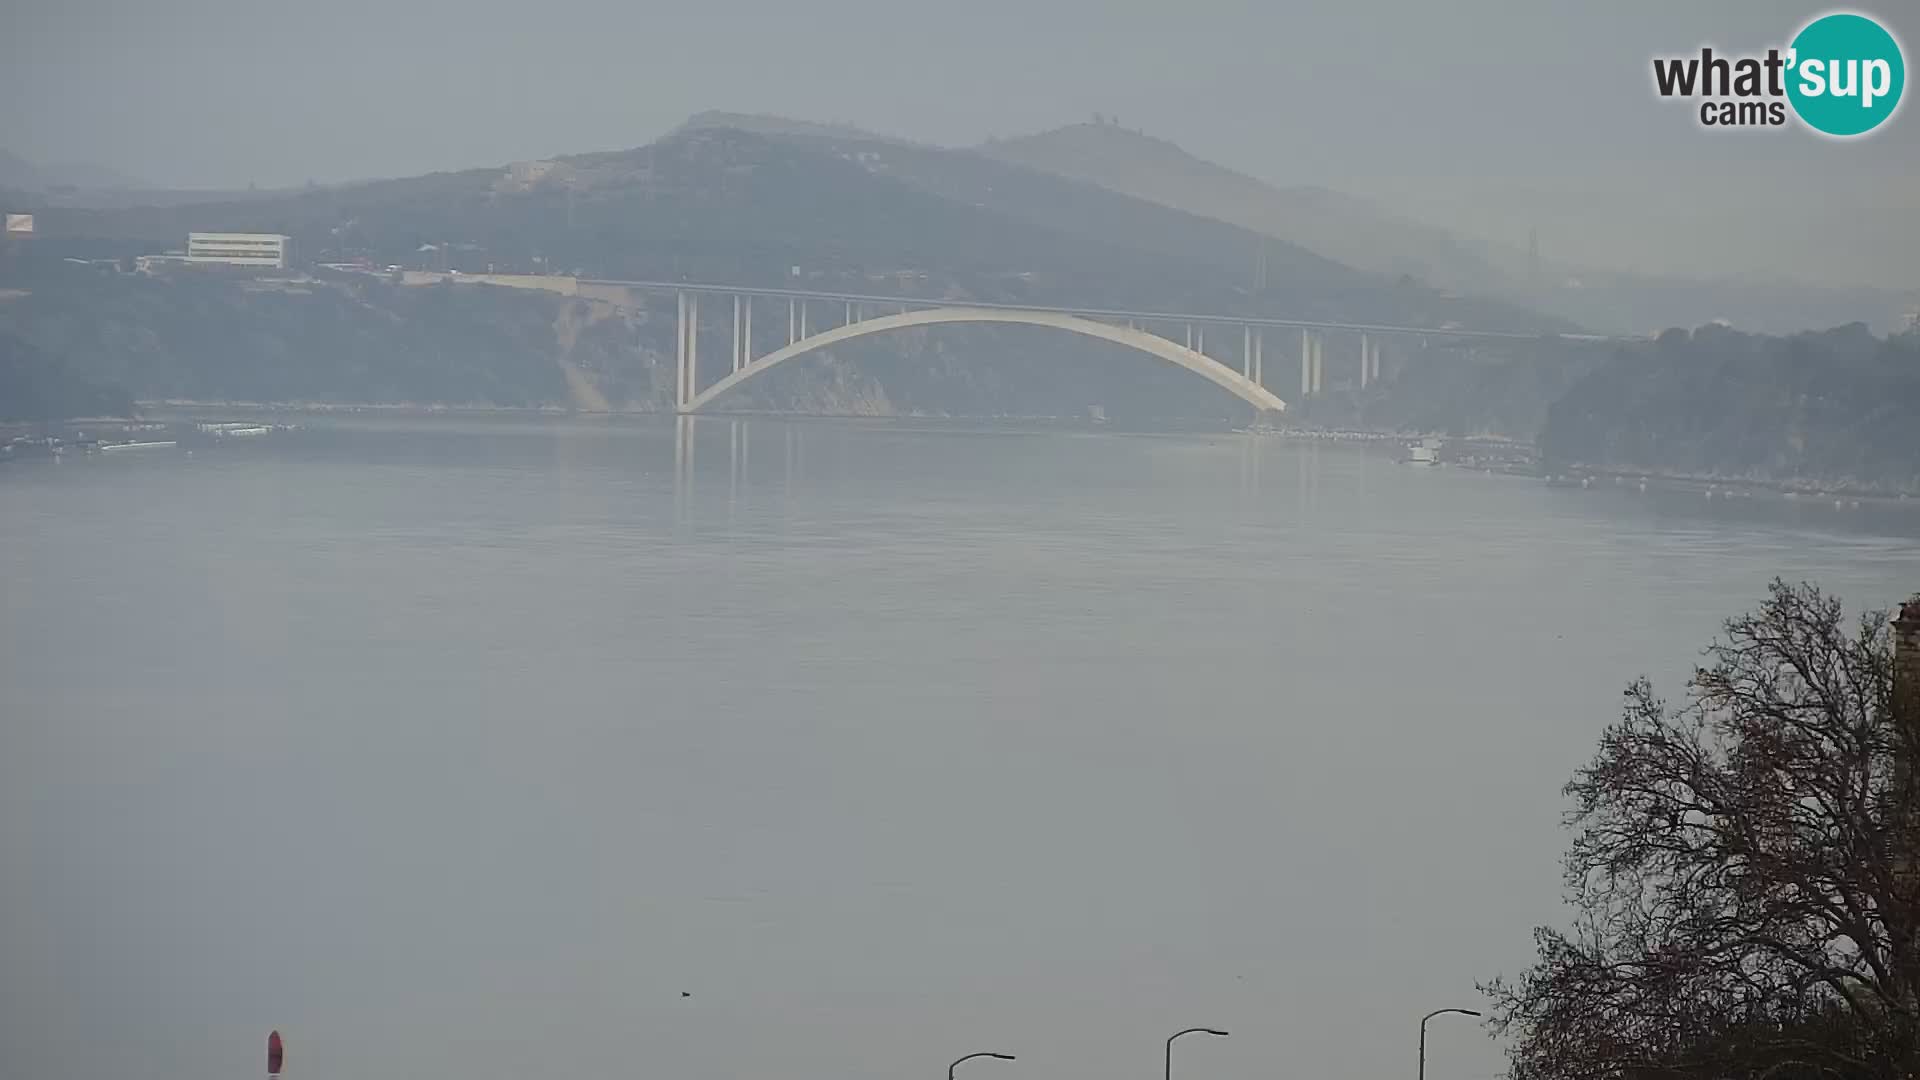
[1359,332,1370,389]
[1299,330,1327,397]
[1238,325,1265,387]
[729,294,753,372]
[732,295,743,374]
[675,290,703,410]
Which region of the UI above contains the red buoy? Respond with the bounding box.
[267,1030,285,1076]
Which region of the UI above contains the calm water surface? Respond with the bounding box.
[4,415,1918,1080]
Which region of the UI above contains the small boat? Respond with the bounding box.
[98,440,178,452]
[1404,444,1438,465]
[5,439,64,460]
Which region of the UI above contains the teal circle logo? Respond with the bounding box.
[1787,12,1905,136]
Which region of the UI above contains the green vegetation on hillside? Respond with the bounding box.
[1540,324,1920,493]
[0,330,133,422]
[1285,337,1607,438]
[0,262,593,408]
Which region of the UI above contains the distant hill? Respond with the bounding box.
[980,123,1510,296]
[1540,323,1920,494]
[4,120,1573,421]
[977,122,1914,337]
[676,111,925,146]
[33,124,1564,333]
[5,114,1907,442]
[0,148,149,193]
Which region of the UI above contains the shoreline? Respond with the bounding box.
[16,405,1916,503]
[1546,462,1918,504]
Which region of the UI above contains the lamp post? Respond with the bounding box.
[1418,1008,1482,1080]
[1165,1027,1228,1080]
[948,1051,1015,1080]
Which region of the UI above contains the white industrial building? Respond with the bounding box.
[186,232,290,268]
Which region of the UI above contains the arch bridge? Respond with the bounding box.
[684,303,1289,413]
[643,282,1592,416]
[421,274,1604,414]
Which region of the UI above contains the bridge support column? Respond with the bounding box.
[731,295,742,374]
[744,298,753,370]
[676,291,686,408]
[787,298,796,346]
[800,302,810,338]
[1253,329,1263,387]
[1196,327,1205,356]
[1242,325,1252,378]
[1311,333,1323,395]
[1185,324,1193,350]
[1300,330,1312,397]
[1359,332,1370,389]
[1369,339,1381,383]
[685,293,699,408]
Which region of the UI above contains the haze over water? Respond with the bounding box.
[4,416,1918,1080]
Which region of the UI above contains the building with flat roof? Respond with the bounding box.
[186,232,290,268]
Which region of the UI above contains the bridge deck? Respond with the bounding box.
[580,278,1622,342]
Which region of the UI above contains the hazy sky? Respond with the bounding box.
[5,0,1915,191]
[5,1,1917,291]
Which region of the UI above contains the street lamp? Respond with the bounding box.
[1165,1027,1228,1080]
[948,1051,1015,1080]
[1418,1008,1482,1080]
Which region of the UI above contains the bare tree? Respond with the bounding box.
[1485,581,1920,1079]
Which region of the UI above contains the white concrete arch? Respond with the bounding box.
[683,306,1288,414]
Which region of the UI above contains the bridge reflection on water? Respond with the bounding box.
[667,415,1358,533]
